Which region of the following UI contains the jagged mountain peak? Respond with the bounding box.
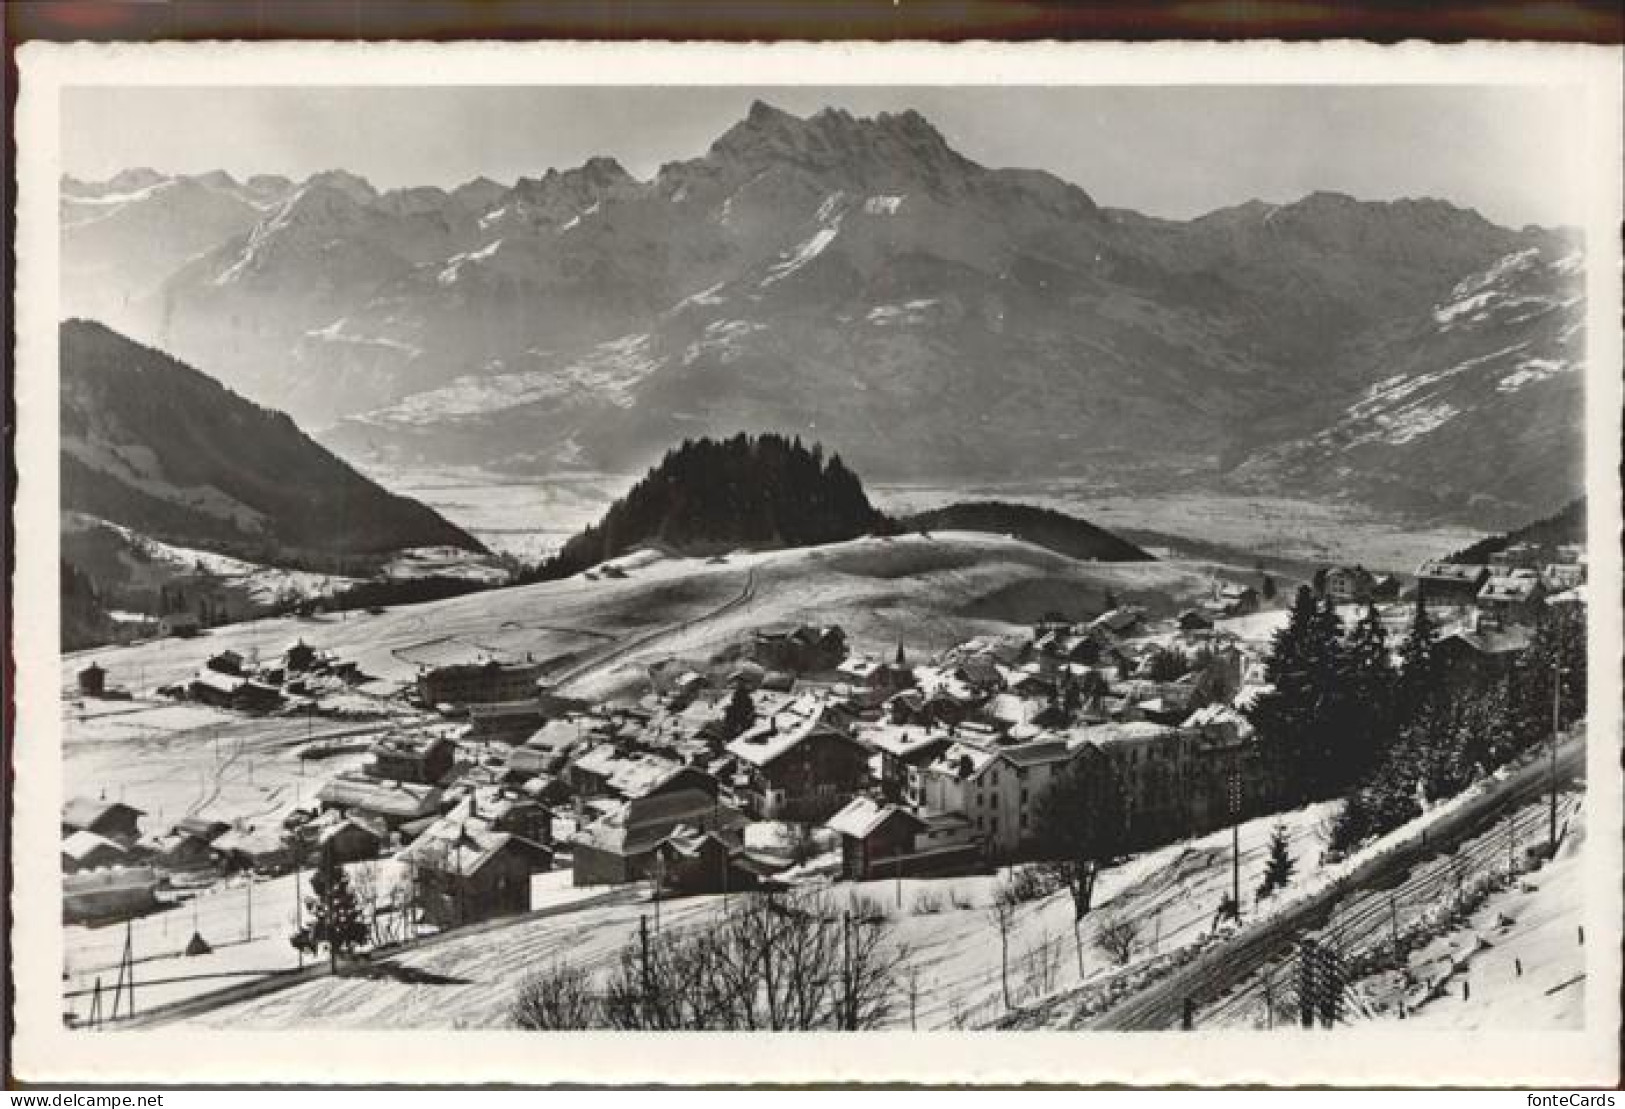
[303,168,379,205]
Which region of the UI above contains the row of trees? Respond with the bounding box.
[512,890,906,1030]
[1327,599,1585,853]
[1248,588,1442,804]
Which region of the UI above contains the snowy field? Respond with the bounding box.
[873,486,1481,576]
[168,800,1340,1031]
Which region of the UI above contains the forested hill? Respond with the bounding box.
[60,319,484,568]
[899,501,1153,563]
[1447,497,1585,564]
[537,434,887,578]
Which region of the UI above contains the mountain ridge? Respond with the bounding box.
[61,101,1586,526]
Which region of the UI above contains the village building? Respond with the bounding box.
[317,774,447,835]
[210,825,293,873]
[746,624,847,672]
[1435,626,1532,685]
[725,699,871,821]
[860,723,956,805]
[464,699,549,743]
[312,814,387,865]
[205,649,245,676]
[417,659,545,709]
[1415,561,1491,607]
[62,866,160,923]
[572,786,746,886]
[1323,565,1377,604]
[397,819,538,930]
[62,798,144,845]
[157,612,200,638]
[1068,721,1197,850]
[825,797,982,881]
[654,828,761,894]
[363,732,457,785]
[1089,607,1148,640]
[61,831,130,873]
[1370,574,1402,602]
[188,670,283,712]
[76,662,108,696]
[1176,609,1215,633]
[1542,562,1586,592]
[1489,542,1546,572]
[1477,572,1548,627]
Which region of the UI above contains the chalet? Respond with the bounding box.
[317,774,446,833]
[826,798,925,880]
[464,699,548,743]
[1176,610,1215,633]
[210,826,292,873]
[1323,566,1377,604]
[76,662,108,696]
[173,816,231,844]
[1415,561,1491,607]
[950,653,1007,693]
[61,831,129,873]
[1214,584,1260,617]
[861,723,955,805]
[417,659,545,708]
[62,866,160,923]
[364,732,457,785]
[1489,542,1546,572]
[567,746,703,801]
[284,640,318,671]
[572,788,746,885]
[188,670,283,712]
[657,827,775,894]
[206,649,245,676]
[398,820,537,929]
[143,830,220,872]
[1477,573,1547,627]
[1371,574,1401,602]
[1090,607,1148,639]
[314,815,386,865]
[747,624,847,672]
[62,798,144,845]
[1543,563,1586,592]
[1435,626,1532,684]
[725,701,871,821]
[1069,721,1197,849]
[158,612,200,638]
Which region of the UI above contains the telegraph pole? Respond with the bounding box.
[1550,664,1567,853]
[1229,756,1242,916]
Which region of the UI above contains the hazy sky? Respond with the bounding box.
[61,85,1587,228]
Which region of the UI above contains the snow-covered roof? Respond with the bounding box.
[62,797,143,830]
[925,742,997,780]
[318,775,444,820]
[61,830,127,862]
[825,796,923,840]
[859,723,954,761]
[1067,721,1181,750]
[726,697,855,768]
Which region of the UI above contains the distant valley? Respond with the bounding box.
[63,102,1586,529]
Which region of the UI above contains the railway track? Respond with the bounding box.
[1085,732,1586,1030]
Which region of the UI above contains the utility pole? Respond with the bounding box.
[245,871,254,942]
[1550,663,1566,853]
[1229,756,1242,916]
[639,914,652,1028]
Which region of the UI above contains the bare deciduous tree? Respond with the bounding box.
[512,961,602,1029]
[1095,909,1141,967]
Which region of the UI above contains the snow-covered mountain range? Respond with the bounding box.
[62,101,1585,525]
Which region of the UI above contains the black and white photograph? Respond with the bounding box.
[9,39,1623,1087]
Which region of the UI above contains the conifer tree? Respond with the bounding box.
[722,686,757,738]
[1342,604,1398,777]
[1256,823,1296,899]
[1396,593,1441,725]
[294,849,368,968]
